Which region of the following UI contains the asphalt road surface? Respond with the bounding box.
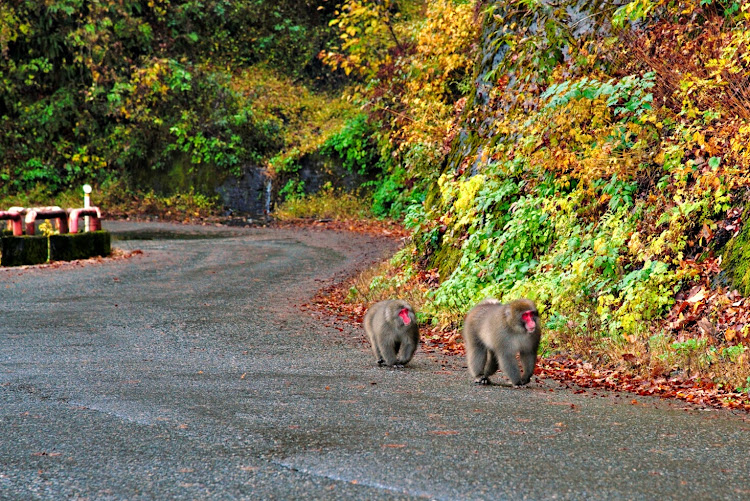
[1,221,748,500]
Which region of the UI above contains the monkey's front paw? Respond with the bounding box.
[393,363,405,368]
[377,359,385,366]
[474,376,490,385]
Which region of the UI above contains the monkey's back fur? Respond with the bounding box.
[363,299,419,367]
[463,298,541,386]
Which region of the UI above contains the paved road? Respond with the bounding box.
[1,221,748,500]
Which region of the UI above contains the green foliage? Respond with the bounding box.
[428,173,529,311]
[370,166,423,218]
[0,0,340,200]
[612,0,656,28]
[543,72,656,118]
[279,179,306,201]
[321,114,380,174]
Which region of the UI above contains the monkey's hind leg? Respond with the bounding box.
[395,337,416,366]
[391,339,406,368]
[497,350,523,386]
[376,337,399,367]
[482,351,498,378]
[368,338,382,365]
[364,322,384,365]
[467,343,492,384]
[519,351,536,385]
[368,335,385,365]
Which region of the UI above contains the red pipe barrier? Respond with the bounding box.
[24,207,69,235]
[68,207,102,233]
[0,210,23,236]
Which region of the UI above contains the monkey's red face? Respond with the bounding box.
[522,310,536,332]
[398,308,412,325]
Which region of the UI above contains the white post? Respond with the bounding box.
[83,184,92,232]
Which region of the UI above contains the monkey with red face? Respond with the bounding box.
[363,300,419,367]
[463,298,541,386]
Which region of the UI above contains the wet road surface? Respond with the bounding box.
[1,221,748,500]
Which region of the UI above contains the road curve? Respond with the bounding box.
[1,221,748,500]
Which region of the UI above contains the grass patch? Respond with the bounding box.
[274,187,374,222]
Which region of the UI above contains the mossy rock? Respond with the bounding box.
[722,206,750,296]
[49,231,111,262]
[1,235,48,267]
[430,240,463,281]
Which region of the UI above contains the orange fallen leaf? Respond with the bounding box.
[686,288,707,303]
[725,328,737,342]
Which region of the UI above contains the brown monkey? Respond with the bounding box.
[363,300,419,367]
[463,298,541,386]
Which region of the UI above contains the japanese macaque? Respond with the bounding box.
[463,298,541,386]
[363,300,419,367]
